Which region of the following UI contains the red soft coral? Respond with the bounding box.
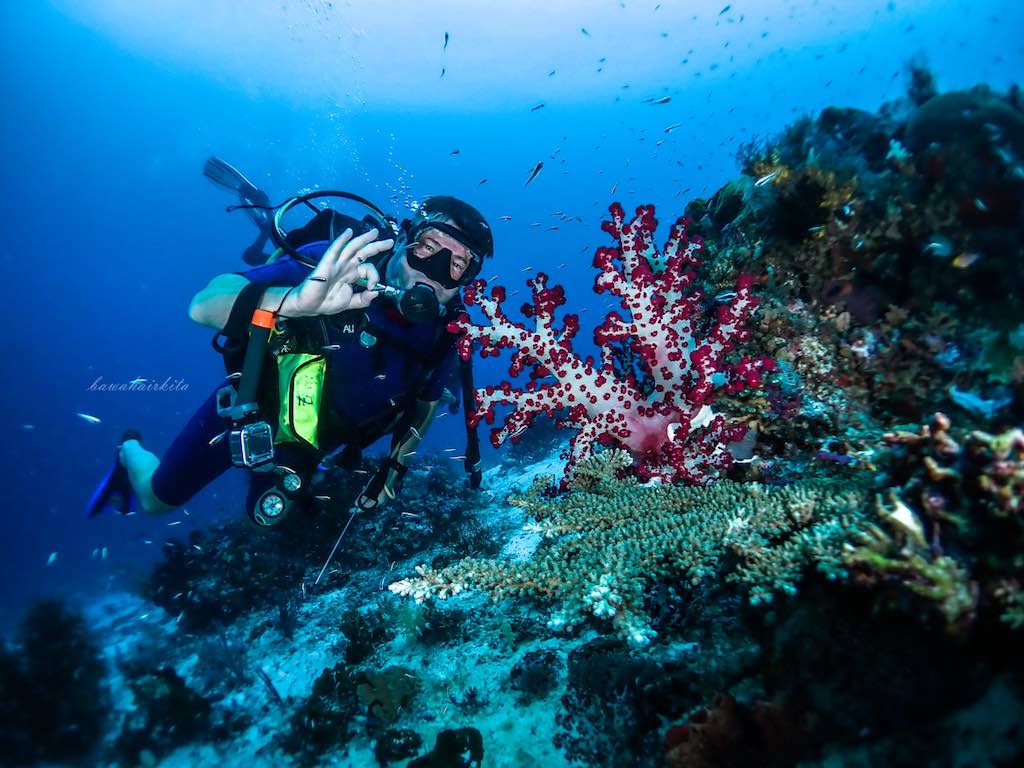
[452,203,772,484]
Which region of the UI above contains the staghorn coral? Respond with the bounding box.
[390,451,869,646]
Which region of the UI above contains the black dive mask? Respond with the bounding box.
[405,223,483,289]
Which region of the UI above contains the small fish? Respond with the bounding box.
[714,290,738,302]
[531,222,542,228]
[322,344,340,351]
[922,236,953,258]
[478,178,487,185]
[450,148,460,155]
[92,548,100,559]
[719,4,731,15]
[409,426,422,440]
[76,412,102,424]
[402,451,416,458]
[128,377,147,385]
[375,374,387,380]
[645,96,671,105]
[444,448,457,452]
[21,424,34,430]
[101,547,108,560]
[581,27,591,37]
[168,520,182,526]
[530,103,545,112]
[521,266,534,272]
[498,215,512,221]
[440,67,446,78]
[952,251,983,269]
[548,69,556,77]
[443,31,449,50]
[46,551,58,566]
[664,122,681,133]
[974,197,988,212]
[545,226,559,231]
[610,183,617,194]
[525,160,544,187]
[807,225,825,234]
[449,455,467,460]
[209,431,227,446]
[754,170,779,187]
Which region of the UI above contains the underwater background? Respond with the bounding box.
[2,0,1024,766]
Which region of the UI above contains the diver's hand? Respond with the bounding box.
[353,458,406,512]
[284,228,392,317]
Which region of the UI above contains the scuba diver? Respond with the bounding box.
[87,157,490,532]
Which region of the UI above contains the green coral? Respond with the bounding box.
[390,450,870,646]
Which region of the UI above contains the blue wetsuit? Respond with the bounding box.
[150,246,458,507]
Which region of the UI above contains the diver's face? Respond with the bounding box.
[409,226,473,282]
[388,219,470,303]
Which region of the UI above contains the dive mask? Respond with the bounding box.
[405,221,483,289]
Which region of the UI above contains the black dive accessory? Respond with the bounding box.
[366,280,442,324]
[248,463,308,528]
[405,221,484,289]
[216,307,277,469]
[229,190,399,268]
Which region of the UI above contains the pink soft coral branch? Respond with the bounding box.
[451,203,773,484]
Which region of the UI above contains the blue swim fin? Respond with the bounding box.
[85,430,142,518]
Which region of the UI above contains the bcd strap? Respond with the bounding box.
[213,281,271,374]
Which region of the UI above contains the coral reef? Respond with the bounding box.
[663,692,820,768]
[555,638,698,768]
[391,450,869,645]
[407,727,484,768]
[113,666,213,766]
[279,664,362,765]
[0,600,109,765]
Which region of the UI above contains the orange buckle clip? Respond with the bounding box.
[251,308,277,329]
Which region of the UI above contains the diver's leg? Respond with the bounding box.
[143,384,234,515]
[120,439,172,515]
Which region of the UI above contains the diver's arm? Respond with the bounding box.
[188,228,391,330]
[188,274,305,330]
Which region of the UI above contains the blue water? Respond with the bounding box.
[1,0,1021,631]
